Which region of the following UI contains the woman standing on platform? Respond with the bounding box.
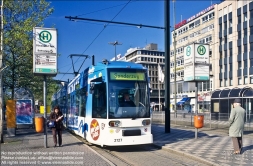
[50,105,64,147]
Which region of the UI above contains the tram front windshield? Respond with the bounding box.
[108,70,149,119]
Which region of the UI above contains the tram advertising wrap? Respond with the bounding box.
[51,60,153,146]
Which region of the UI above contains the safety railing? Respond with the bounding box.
[151,112,253,131]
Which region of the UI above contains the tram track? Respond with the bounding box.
[68,129,209,166]
[68,129,134,166]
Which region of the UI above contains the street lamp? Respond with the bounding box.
[109,41,122,61]
[173,0,177,117]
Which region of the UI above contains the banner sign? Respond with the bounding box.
[33,27,57,76]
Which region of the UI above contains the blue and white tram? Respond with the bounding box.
[52,60,153,146]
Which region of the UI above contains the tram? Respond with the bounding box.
[51,59,153,146]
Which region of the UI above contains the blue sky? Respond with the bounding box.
[43,0,221,82]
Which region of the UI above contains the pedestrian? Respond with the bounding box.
[50,105,64,147]
[229,98,245,154]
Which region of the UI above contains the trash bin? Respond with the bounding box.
[35,116,44,133]
[194,115,204,128]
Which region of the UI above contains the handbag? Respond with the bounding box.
[48,121,55,128]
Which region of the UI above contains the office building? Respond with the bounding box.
[111,43,165,109]
[215,0,253,89]
[170,3,216,111]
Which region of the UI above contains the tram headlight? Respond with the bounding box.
[109,121,121,127]
[142,119,151,126]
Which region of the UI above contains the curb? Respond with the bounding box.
[152,143,218,166]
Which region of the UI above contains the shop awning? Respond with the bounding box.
[177,97,190,105]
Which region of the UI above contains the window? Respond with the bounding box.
[224,36,227,43]
[219,38,222,45]
[251,43,253,52]
[224,79,228,87]
[224,64,227,72]
[238,78,242,85]
[229,19,232,28]
[224,21,227,29]
[189,23,194,29]
[244,29,247,37]
[202,15,209,22]
[250,59,253,67]
[244,76,248,84]
[238,46,241,54]
[230,79,233,86]
[244,60,248,68]
[251,26,253,35]
[230,64,232,71]
[225,50,228,57]
[238,61,242,69]
[219,24,222,32]
[229,48,232,57]
[250,76,253,84]
[238,31,241,39]
[244,44,248,53]
[195,19,200,27]
[251,10,253,19]
[170,62,174,68]
[92,83,107,119]
[201,27,208,33]
[238,15,241,24]
[220,80,223,87]
[244,12,248,22]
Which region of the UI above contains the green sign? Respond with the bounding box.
[197,45,206,55]
[110,72,145,81]
[186,46,191,56]
[35,68,56,73]
[39,30,52,43]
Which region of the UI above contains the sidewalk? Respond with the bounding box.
[152,124,253,166]
[1,126,113,166]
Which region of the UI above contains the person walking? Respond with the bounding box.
[229,98,245,154]
[50,105,64,147]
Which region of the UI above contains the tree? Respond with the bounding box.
[2,0,57,104]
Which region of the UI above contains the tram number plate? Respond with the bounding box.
[114,138,122,142]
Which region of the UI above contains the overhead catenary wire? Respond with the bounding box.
[59,0,132,81]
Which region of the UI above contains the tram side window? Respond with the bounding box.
[70,93,78,116]
[67,94,70,114]
[92,83,107,119]
[77,87,87,117]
